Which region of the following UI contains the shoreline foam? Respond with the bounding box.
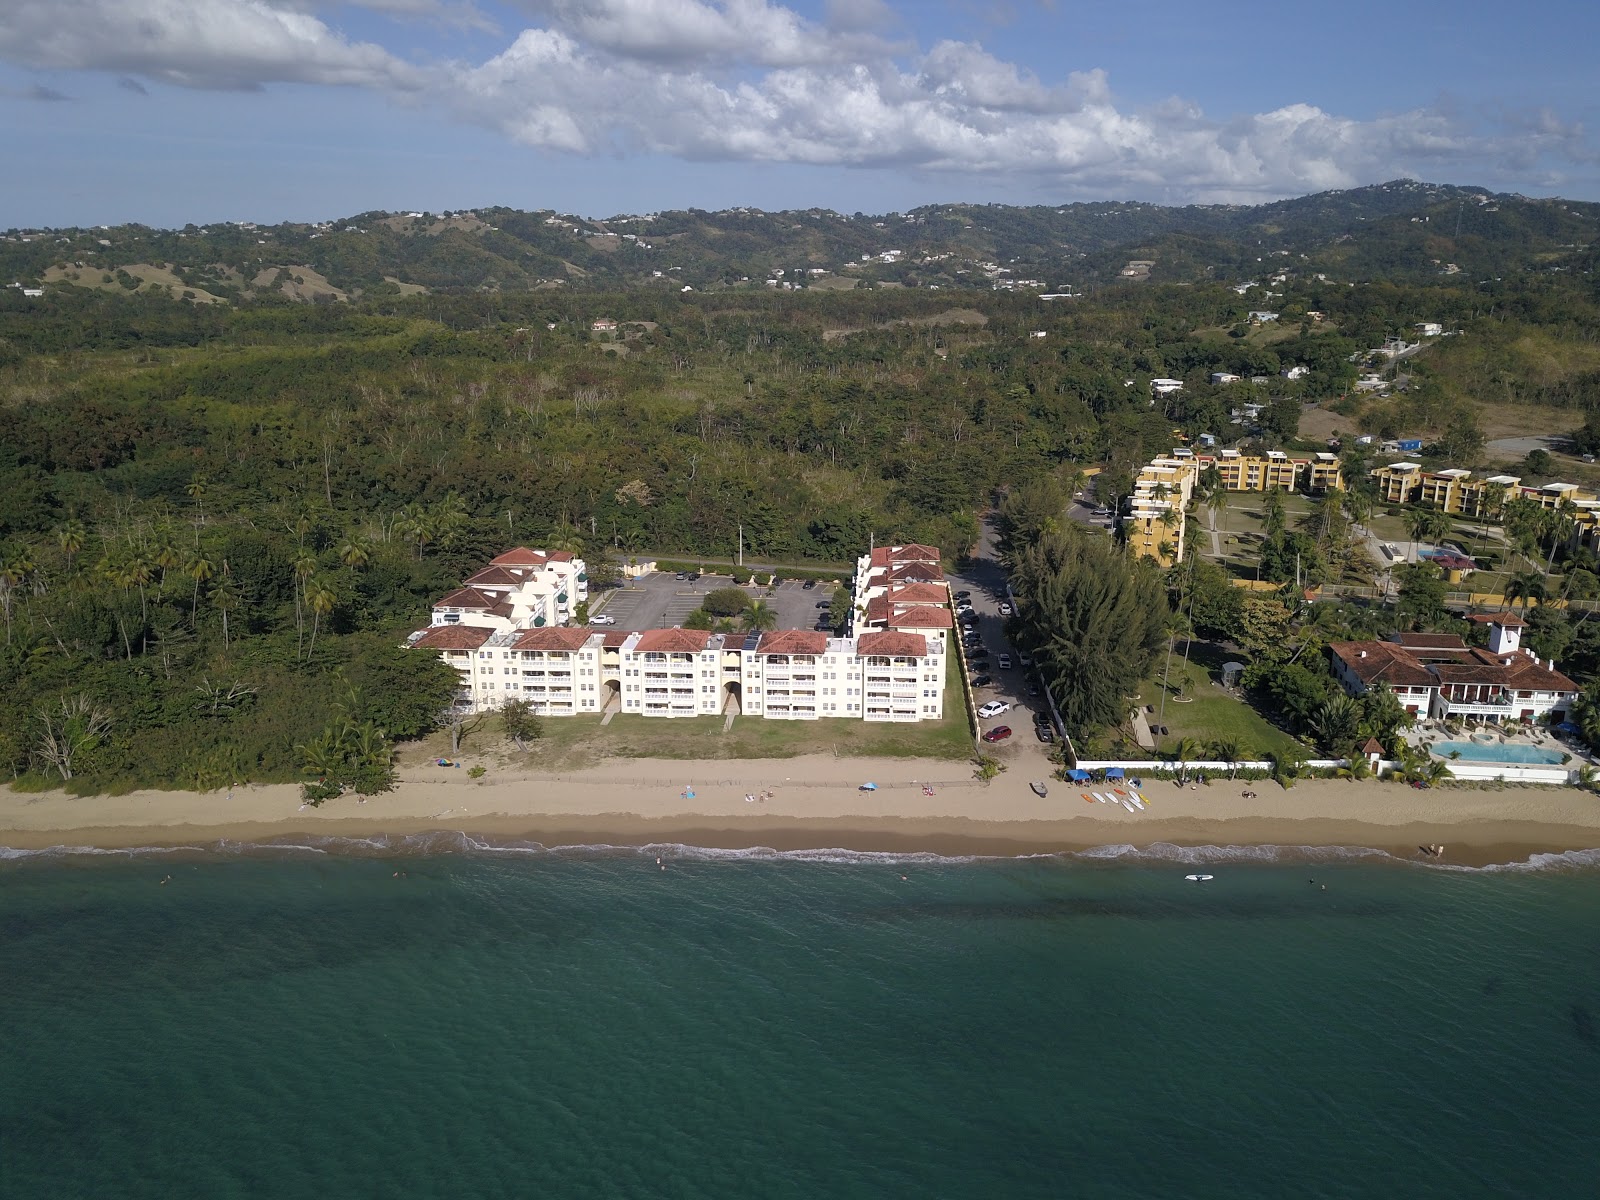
[6,753,1600,870]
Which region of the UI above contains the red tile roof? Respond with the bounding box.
[462,566,525,588]
[886,582,949,605]
[413,625,496,650]
[1390,632,1467,650]
[885,562,944,583]
[511,627,593,652]
[869,543,941,567]
[434,586,500,610]
[633,628,712,653]
[490,547,548,566]
[887,605,953,629]
[755,630,829,655]
[1328,641,1436,688]
[544,550,575,563]
[600,631,631,648]
[857,631,929,657]
[1466,612,1526,627]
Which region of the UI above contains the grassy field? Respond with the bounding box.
[1133,649,1304,760]
[405,654,974,771]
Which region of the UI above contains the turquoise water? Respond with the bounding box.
[1433,740,1567,765]
[4,839,1600,1198]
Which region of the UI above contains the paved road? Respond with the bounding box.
[948,516,1059,777]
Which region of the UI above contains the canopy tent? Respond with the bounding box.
[1105,767,1125,779]
[1067,769,1091,782]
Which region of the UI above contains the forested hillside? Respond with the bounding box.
[2,182,1599,791]
[3,181,1596,303]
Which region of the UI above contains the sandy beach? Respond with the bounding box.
[5,754,1600,868]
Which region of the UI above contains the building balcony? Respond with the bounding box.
[1439,699,1513,716]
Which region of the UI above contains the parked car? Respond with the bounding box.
[970,674,993,688]
[1025,681,1040,697]
[978,700,1011,718]
[998,601,1014,616]
[816,600,831,609]
[675,571,688,580]
[590,614,616,626]
[956,601,974,614]
[814,622,833,632]
[802,579,817,589]
[954,589,971,600]
[686,572,701,582]
[982,725,1013,743]
[1017,651,1033,667]
[1035,725,1055,744]
[997,653,1013,669]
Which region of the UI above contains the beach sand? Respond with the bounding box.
[5,755,1600,867]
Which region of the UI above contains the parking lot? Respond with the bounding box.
[949,518,1059,772]
[591,570,843,633]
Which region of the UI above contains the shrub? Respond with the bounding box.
[702,586,751,617]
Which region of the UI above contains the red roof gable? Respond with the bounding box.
[633,628,711,653]
[1466,612,1526,628]
[1328,641,1436,688]
[857,631,929,657]
[434,586,499,610]
[511,627,593,652]
[490,547,548,567]
[462,566,524,589]
[600,631,631,648]
[887,605,953,629]
[755,630,829,655]
[413,625,496,650]
[886,582,949,605]
[886,563,943,583]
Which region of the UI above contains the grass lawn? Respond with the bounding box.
[404,653,974,771]
[1134,650,1304,760]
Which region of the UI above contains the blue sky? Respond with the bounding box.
[2,0,1596,228]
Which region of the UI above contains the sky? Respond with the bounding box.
[1,0,1598,228]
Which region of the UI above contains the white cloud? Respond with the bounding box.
[0,0,424,90]
[510,0,892,67]
[2,0,1594,198]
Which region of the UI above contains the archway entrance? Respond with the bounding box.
[722,680,742,715]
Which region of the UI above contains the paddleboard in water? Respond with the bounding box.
[1185,874,1214,882]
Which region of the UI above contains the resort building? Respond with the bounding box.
[1370,463,1522,519]
[1124,446,1345,565]
[429,547,588,632]
[1328,616,1577,724]
[411,544,948,723]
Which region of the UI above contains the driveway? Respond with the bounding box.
[949,516,1060,774]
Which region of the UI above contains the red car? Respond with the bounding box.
[982,725,1012,743]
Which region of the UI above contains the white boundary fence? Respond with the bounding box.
[1073,758,1576,784]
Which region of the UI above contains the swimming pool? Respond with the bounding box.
[1432,741,1566,765]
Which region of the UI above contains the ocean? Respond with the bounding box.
[3,838,1598,1199]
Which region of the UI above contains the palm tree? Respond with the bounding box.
[339,536,372,569]
[741,599,778,632]
[1172,736,1205,783]
[292,552,316,655]
[56,519,86,573]
[185,474,209,527]
[1261,488,1286,540]
[1209,736,1245,776]
[186,552,214,624]
[1404,509,1432,564]
[306,578,337,659]
[1505,570,1548,616]
[1207,487,1229,537]
[212,568,239,649]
